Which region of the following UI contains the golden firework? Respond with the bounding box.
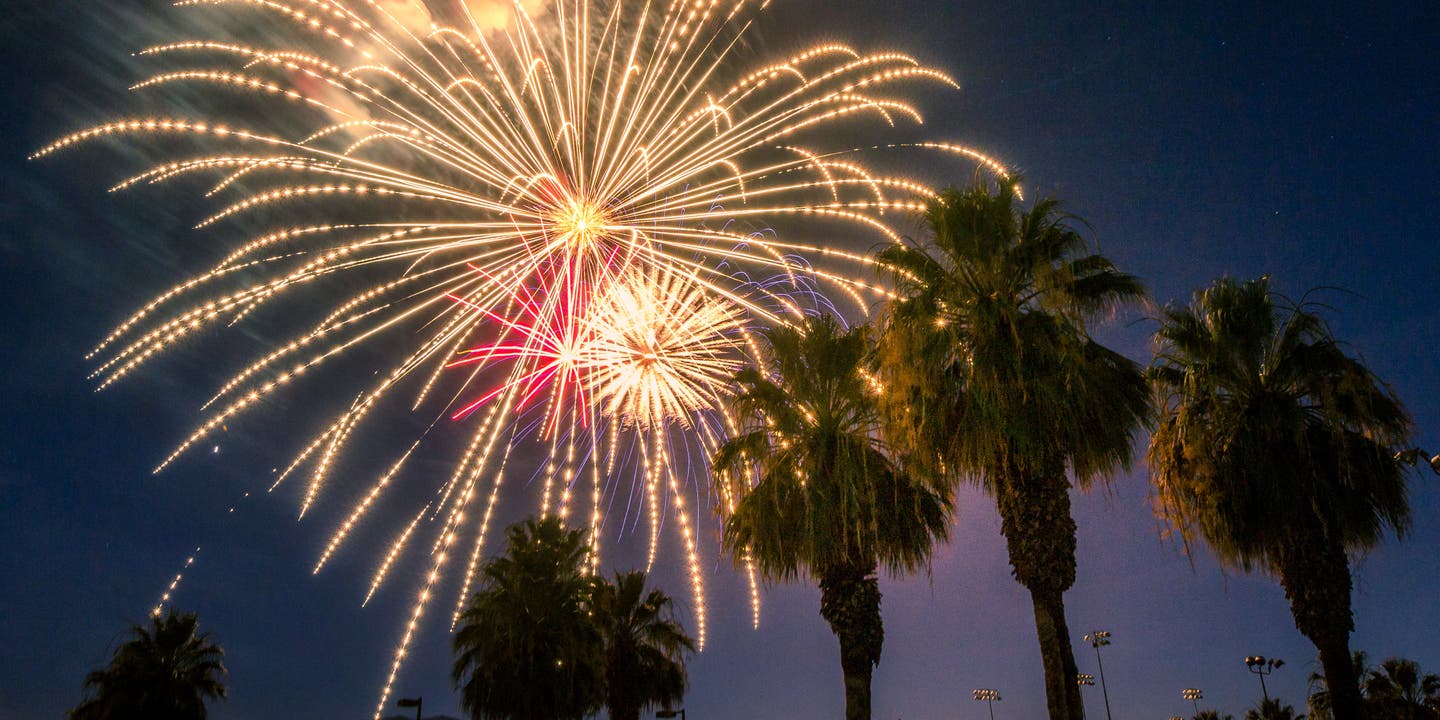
[35,0,1012,714]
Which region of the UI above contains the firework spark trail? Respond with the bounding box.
[151,548,202,618]
[364,504,430,606]
[37,0,1014,715]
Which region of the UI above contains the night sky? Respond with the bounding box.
[3,2,1438,719]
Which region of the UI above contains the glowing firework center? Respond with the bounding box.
[589,269,745,432]
[552,198,613,249]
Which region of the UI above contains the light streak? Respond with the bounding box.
[151,548,201,617]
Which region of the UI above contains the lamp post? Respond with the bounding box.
[1183,688,1203,716]
[1077,673,1096,714]
[972,688,1001,720]
[1083,630,1114,720]
[396,697,422,720]
[656,709,687,720]
[1244,656,1284,702]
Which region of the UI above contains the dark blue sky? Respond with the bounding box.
[3,1,1437,719]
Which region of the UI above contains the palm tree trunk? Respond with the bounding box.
[607,653,641,720]
[996,460,1085,720]
[611,703,641,720]
[1277,534,1362,720]
[1029,586,1085,720]
[819,561,884,720]
[1315,638,1363,720]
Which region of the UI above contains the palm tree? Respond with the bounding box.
[712,315,952,720]
[1363,657,1440,719]
[69,609,226,720]
[875,180,1149,720]
[1244,698,1305,720]
[1307,650,1369,719]
[451,517,604,720]
[1150,277,1417,720]
[1195,711,1236,720]
[592,570,694,720]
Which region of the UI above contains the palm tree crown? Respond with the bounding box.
[876,180,1149,485]
[451,517,604,720]
[1195,711,1236,720]
[1150,277,1413,567]
[69,609,226,720]
[1364,657,1440,719]
[713,315,951,720]
[1243,698,1305,720]
[876,179,1149,720]
[593,570,694,720]
[1150,277,1416,720]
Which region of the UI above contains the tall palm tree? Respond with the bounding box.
[875,180,1149,720]
[452,517,604,720]
[1244,698,1305,720]
[69,609,226,720]
[713,315,952,720]
[1363,657,1440,719]
[1150,277,1416,720]
[1307,650,1369,719]
[592,570,694,720]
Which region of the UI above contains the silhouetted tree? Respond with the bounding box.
[68,610,226,720]
[1243,698,1305,720]
[593,570,693,720]
[452,517,604,720]
[1364,657,1440,719]
[1151,278,1417,720]
[876,179,1148,720]
[1195,711,1236,720]
[714,316,952,720]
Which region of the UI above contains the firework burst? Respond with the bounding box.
[35,0,1011,714]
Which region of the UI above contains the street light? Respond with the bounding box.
[396,697,422,720]
[972,688,1001,720]
[1244,655,1284,702]
[1076,672,1096,717]
[656,709,686,720]
[1083,630,1114,720]
[1183,687,1203,715]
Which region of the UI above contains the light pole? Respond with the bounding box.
[1244,655,1284,702]
[1077,673,1096,714]
[656,709,687,720]
[972,688,1001,720]
[396,697,422,720]
[1183,688,1203,716]
[1083,630,1114,720]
